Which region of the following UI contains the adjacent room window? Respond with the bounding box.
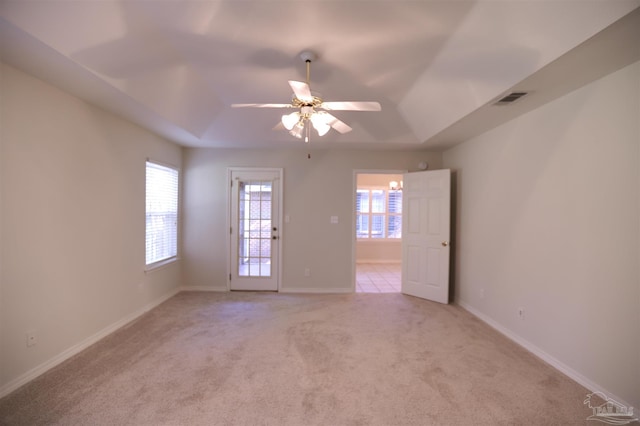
[356,188,402,239]
[145,161,179,267]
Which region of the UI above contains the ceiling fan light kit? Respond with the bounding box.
[281,112,300,130]
[232,50,381,144]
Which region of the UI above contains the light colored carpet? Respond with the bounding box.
[0,292,593,425]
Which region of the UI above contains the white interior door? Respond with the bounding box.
[401,169,451,303]
[229,168,282,291]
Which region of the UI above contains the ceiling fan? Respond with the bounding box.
[232,51,381,142]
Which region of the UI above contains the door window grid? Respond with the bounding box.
[238,181,272,277]
[356,188,402,239]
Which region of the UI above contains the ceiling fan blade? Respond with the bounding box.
[320,101,381,111]
[288,80,313,103]
[272,121,285,131]
[324,113,352,134]
[231,103,292,108]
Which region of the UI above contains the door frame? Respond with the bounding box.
[351,169,407,292]
[227,167,284,291]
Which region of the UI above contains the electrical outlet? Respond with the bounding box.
[518,307,525,320]
[26,331,37,347]
[304,268,310,277]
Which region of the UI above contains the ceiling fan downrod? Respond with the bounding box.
[299,50,316,85]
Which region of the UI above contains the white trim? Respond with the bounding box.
[457,300,633,409]
[356,259,402,264]
[145,157,180,171]
[179,286,228,292]
[0,288,180,399]
[144,256,179,273]
[227,167,284,292]
[279,287,352,294]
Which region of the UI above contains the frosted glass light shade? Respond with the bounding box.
[282,112,299,130]
[289,121,305,138]
[312,121,330,136]
[310,113,330,136]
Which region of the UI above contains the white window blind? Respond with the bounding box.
[356,188,402,239]
[146,161,179,266]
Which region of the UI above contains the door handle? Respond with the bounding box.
[442,241,449,247]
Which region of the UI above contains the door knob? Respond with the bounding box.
[442,241,449,247]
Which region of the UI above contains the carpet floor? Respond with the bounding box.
[0,292,593,425]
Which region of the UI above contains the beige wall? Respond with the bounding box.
[356,241,402,263]
[182,149,440,291]
[443,61,640,408]
[0,64,182,393]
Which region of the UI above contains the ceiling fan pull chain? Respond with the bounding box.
[306,123,311,159]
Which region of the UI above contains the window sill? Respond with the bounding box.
[145,257,179,273]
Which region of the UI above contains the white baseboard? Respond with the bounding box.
[180,285,353,294]
[0,288,180,399]
[356,260,401,264]
[179,285,228,292]
[457,300,633,409]
[279,287,353,294]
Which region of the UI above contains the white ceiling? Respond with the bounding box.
[1,1,639,151]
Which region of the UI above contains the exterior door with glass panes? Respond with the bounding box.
[229,168,282,291]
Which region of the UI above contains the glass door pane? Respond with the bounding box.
[237,180,272,277]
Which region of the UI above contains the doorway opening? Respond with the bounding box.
[354,172,404,293]
[356,263,402,293]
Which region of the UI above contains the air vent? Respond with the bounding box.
[494,92,528,105]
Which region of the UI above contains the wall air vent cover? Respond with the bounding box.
[494,92,528,105]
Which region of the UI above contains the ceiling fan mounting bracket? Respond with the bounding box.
[299,50,317,63]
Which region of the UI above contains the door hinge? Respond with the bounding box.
[229,274,232,281]
[230,180,233,187]
[230,226,232,235]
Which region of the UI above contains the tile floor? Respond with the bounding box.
[356,263,401,293]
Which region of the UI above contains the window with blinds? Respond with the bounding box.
[356,188,402,239]
[145,161,179,267]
